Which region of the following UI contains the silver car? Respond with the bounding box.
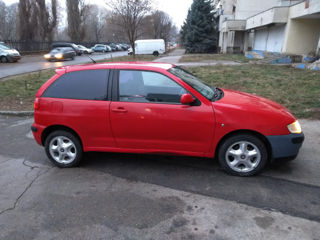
[0,42,21,63]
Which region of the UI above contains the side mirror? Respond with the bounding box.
[180,93,195,105]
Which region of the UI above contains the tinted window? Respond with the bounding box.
[119,70,187,103]
[43,70,109,100]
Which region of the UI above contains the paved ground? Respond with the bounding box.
[0,51,128,79]
[0,115,319,239]
[155,49,243,67]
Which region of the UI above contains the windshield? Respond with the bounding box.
[51,48,62,53]
[0,44,10,50]
[168,67,215,100]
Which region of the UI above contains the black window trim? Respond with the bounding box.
[112,69,201,106]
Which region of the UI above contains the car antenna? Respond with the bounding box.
[88,56,96,64]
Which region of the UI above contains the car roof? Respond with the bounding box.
[56,62,175,74]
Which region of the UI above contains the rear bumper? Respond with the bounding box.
[266,133,304,160]
[31,123,45,146]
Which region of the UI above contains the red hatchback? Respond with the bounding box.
[31,62,304,176]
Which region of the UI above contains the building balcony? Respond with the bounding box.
[246,7,289,30]
[221,20,246,32]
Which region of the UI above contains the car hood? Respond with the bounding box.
[2,49,20,55]
[214,89,296,122]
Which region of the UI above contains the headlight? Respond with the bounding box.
[54,54,63,59]
[44,54,50,59]
[287,121,302,134]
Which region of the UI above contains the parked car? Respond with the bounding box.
[105,45,112,52]
[31,62,304,176]
[0,43,21,63]
[128,39,165,56]
[92,44,109,53]
[44,47,76,61]
[122,44,130,50]
[108,43,118,51]
[52,42,82,56]
[77,45,94,54]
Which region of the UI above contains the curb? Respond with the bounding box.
[0,111,34,117]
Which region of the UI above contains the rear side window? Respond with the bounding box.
[43,70,109,100]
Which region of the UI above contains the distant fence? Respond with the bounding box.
[2,40,114,54]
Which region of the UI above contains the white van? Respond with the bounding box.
[128,39,165,56]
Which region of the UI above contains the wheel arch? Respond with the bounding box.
[215,129,272,161]
[41,125,83,148]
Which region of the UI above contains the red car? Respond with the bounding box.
[31,62,304,176]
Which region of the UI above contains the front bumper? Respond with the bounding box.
[266,133,304,160]
[45,56,65,61]
[7,54,21,61]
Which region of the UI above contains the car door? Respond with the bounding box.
[41,69,115,150]
[109,69,215,155]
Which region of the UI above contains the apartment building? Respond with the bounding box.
[217,0,320,55]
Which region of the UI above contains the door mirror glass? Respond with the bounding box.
[180,93,195,105]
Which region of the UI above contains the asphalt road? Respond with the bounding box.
[0,115,319,239]
[0,51,128,79]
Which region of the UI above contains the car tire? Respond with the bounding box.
[153,51,159,56]
[217,134,268,176]
[0,56,8,63]
[45,130,83,168]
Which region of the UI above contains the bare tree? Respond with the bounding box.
[150,10,173,48]
[84,5,109,42]
[66,0,90,43]
[0,1,7,39]
[36,0,58,42]
[106,0,152,56]
[4,3,19,40]
[18,0,58,41]
[18,0,35,40]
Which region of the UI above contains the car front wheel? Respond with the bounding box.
[45,130,83,168]
[218,134,268,176]
[0,56,8,63]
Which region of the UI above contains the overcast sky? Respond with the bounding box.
[3,0,193,28]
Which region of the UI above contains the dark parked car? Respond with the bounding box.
[108,43,118,51]
[44,47,76,61]
[52,42,82,56]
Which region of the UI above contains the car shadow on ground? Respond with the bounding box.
[80,151,294,177]
[78,152,320,222]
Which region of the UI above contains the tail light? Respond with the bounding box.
[34,97,40,110]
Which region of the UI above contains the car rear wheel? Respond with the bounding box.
[218,134,268,176]
[153,51,159,56]
[45,130,83,168]
[0,56,8,63]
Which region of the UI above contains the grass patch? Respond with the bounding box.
[180,54,251,63]
[0,69,55,111]
[185,64,320,119]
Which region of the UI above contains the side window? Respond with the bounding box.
[119,70,187,103]
[43,70,109,100]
